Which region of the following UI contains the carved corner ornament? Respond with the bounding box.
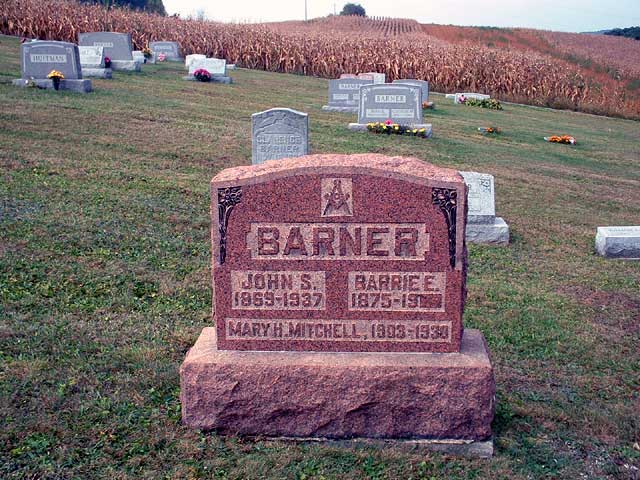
[217,186,242,264]
[432,187,458,268]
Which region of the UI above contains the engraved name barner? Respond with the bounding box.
[375,95,407,103]
[247,223,430,260]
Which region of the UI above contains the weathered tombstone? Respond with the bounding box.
[180,154,495,457]
[149,41,182,61]
[348,84,431,135]
[184,57,232,84]
[322,78,373,112]
[460,171,510,245]
[358,72,385,84]
[79,45,112,79]
[132,50,146,65]
[78,32,140,72]
[12,41,92,93]
[595,227,640,259]
[339,73,358,79]
[455,93,490,104]
[185,53,206,69]
[251,108,309,165]
[393,79,429,102]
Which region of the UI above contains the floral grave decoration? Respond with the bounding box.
[142,46,153,59]
[478,127,501,135]
[157,53,166,62]
[47,70,64,90]
[422,101,434,110]
[104,56,111,68]
[460,97,503,110]
[194,68,211,82]
[367,119,429,138]
[544,135,576,145]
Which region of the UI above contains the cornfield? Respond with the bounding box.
[2,0,639,119]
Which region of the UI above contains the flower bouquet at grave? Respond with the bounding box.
[194,68,211,82]
[367,119,429,138]
[478,127,501,135]
[47,70,64,90]
[544,135,576,145]
[465,98,503,110]
[157,53,166,62]
[422,101,435,110]
[104,57,112,68]
[142,46,153,60]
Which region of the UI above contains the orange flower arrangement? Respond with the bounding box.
[545,135,576,145]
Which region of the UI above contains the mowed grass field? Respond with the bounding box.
[1,34,639,479]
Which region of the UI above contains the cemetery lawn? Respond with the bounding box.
[1,34,639,479]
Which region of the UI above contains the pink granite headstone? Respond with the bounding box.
[181,154,495,454]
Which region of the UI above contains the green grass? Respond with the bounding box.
[1,34,639,479]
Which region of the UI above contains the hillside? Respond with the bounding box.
[1,32,639,478]
[1,0,639,119]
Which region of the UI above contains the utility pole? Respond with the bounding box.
[305,0,308,21]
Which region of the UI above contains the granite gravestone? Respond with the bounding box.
[78,32,139,71]
[188,58,226,76]
[13,41,92,93]
[185,54,206,69]
[595,227,640,259]
[149,41,181,61]
[322,78,373,112]
[460,171,509,245]
[251,108,309,165]
[78,46,112,79]
[357,84,422,124]
[358,72,385,84]
[393,79,429,102]
[180,154,495,456]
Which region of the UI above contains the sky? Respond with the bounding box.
[162,0,640,32]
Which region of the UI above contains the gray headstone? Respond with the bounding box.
[251,108,309,165]
[79,46,104,68]
[459,171,496,224]
[358,72,386,84]
[595,226,640,259]
[393,79,429,102]
[358,84,422,124]
[21,41,82,80]
[78,32,133,61]
[327,78,373,109]
[189,58,226,76]
[149,41,181,60]
[132,51,145,64]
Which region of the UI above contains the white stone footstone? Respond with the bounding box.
[595,227,640,259]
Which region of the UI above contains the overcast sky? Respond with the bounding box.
[163,0,640,32]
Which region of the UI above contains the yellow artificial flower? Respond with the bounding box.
[47,70,64,79]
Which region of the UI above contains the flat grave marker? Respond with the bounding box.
[595,226,640,259]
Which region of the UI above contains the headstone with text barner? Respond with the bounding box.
[251,108,309,165]
[358,84,422,124]
[12,41,92,93]
[180,154,495,456]
[149,41,182,61]
[322,78,373,112]
[460,171,509,245]
[78,32,140,72]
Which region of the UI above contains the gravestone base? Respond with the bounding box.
[348,123,433,138]
[183,75,233,84]
[466,217,510,245]
[81,68,113,79]
[12,78,92,93]
[180,326,495,453]
[322,105,359,113]
[110,60,141,72]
